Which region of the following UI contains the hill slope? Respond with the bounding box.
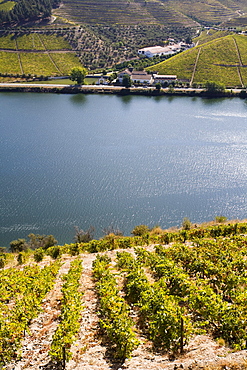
[53,0,247,27]
[0,32,82,77]
[147,34,247,87]
[1,221,247,370]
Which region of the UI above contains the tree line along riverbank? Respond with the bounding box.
[0,83,247,98]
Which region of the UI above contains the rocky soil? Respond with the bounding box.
[3,249,247,370]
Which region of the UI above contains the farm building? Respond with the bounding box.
[153,74,177,84]
[118,69,153,85]
[138,44,181,58]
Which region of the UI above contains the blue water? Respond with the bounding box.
[1,92,247,247]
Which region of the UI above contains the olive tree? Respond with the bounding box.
[69,67,87,85]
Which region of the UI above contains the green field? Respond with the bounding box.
[16,34,45,50]
[51,53,82,74]
[0,0,15,11]
[20,53,59,75]
[0,34,17,49]
[0,32,82,77]
[147,33,247,87]
[1,220,247,368]
[0,52,21,74]
[193,30,233,46]
[39,34,72,50]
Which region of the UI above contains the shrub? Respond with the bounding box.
[131,224,149,236]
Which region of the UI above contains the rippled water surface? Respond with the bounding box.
[1,93,247,246]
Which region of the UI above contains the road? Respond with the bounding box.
[0,82,243,94]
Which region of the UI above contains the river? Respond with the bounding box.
[1,92,247,247]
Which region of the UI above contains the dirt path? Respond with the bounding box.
[232,36,244,88]
[66,253,112,370]
[37,34,62,75]
[4,257,73,370]
[190,47,201,87]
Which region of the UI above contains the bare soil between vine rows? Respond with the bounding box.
[4,248,247,370]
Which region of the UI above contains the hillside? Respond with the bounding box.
[0,31,82,78]
[53,0,247,27]
[1,221,247,370]
[147,33,247,87]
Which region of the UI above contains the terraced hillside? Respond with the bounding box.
[1,221,247,370]
[53,0,246,27]
[0,32,82,77]
[147,33,247,87]
[0,0,15,11]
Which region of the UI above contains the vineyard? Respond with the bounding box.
[52,0,246,27]
[1,221,247,369]
[0,32,81,77]
[147,33,247,87]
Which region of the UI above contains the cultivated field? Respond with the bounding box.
[147,33,247,87]
[1,222,247,370]
[53,0,245,27]
[0,32,81,77]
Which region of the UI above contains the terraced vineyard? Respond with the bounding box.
[147,33,247,87]
[0,32,82,77]
[53,0,246,27]
[1,221,247,370]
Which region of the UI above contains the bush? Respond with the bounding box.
[131,224,149,236]
[17,251,28,265]
[215,216,228,223]
[47,246,61,259]
[182,217,192,230]
[34,248,45,262]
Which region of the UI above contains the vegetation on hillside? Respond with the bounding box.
[0,31,82,78]
[1,219,247,368]
[53,0,246,27]
[0,0,59,25]
[147,33,247,87]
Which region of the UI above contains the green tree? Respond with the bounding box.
[74,226,95,243]
[27,233,57,250]
[69,67,87,85]
[155,82,162,91]
[182,217,192,230]
[215,215,227,223]
[10,238,27,253]
[131,224,149,236]
[204,81,225,93]
[122,74,132,88]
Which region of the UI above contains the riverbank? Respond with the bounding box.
[0,83,246,98]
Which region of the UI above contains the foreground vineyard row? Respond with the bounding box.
[1,222,247,369]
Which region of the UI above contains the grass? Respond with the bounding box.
[28,77,98,84]
[29,78,73,84]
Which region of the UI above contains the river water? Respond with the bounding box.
[1,92,247,247]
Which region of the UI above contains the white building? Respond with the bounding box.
[117,69,153,85]
[153,74,177,84]
[138,44,182,58]
[131,71,153,85]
